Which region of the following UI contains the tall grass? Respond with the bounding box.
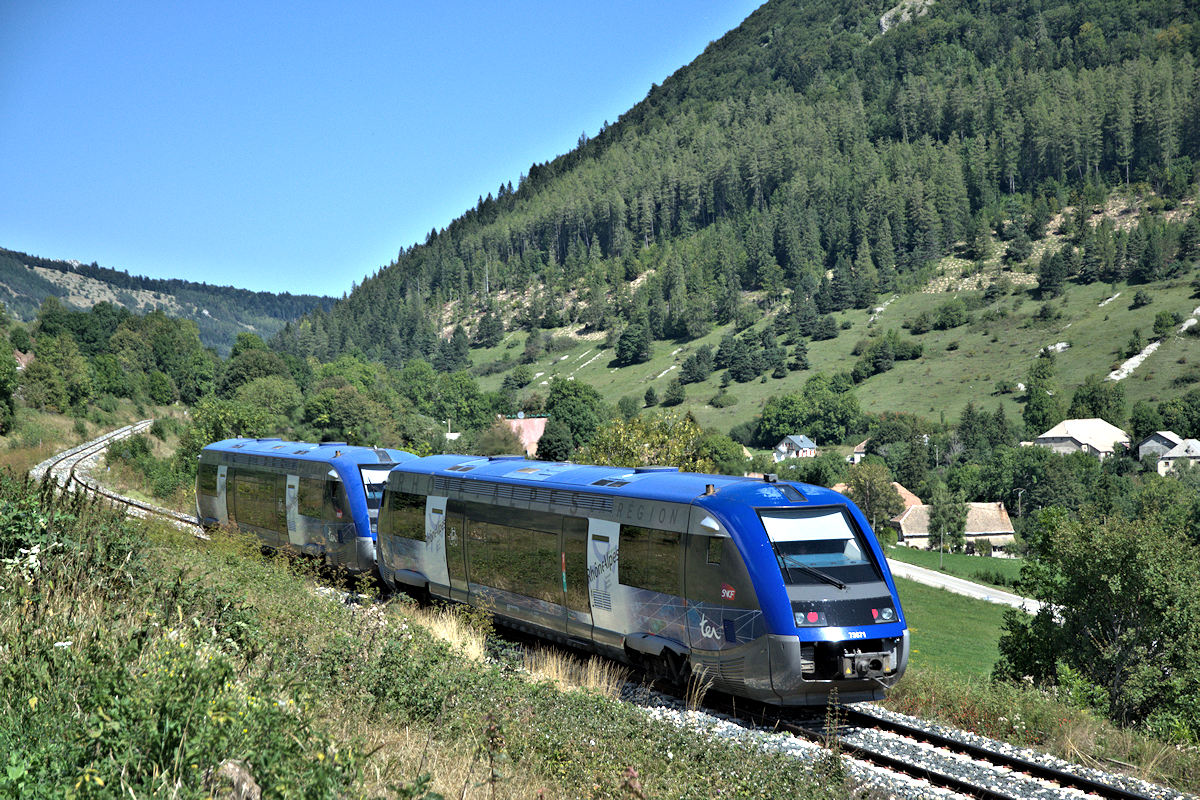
[0,473,359,797]
[521,648,629,700]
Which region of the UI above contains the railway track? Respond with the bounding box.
[31,420,205,535]
[688,691,1177,800]
[810,705,1167,800]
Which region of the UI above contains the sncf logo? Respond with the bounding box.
[720,584,736,601]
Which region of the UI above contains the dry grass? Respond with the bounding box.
[338,716,573,800]
[521,647,629,700]
[403,604,489,663]
[0,409,79,474]
[401,599,629,700]
[685,667,716,711]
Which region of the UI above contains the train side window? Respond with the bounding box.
[197,464,218,497]
[380,491,426,541]
[618,525,647,589]
[647,529,681,594]
[706,536,722,565]
[325,480,347,520]
[620,525,680,595]
[298,478,325,517]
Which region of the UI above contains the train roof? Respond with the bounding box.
[201,438,414,467]
[391,453,851,507]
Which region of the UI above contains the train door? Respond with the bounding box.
[270,473,287,546]
[284,475,301,547]
[562,517,593,645]
[586,519,623,652]
[423,495,451,596]
[683,532,729,652]
[445,499,468,603]
[216,465,228,525]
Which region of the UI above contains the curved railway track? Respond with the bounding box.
[31,420,205,534]
[29,425,1190,800]
[821,705,1164,800]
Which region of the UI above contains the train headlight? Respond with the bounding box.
[794,610,827,627]
[873,606,896,622]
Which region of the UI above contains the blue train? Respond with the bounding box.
[376,454,909,706]
[195,438,415,572]
[197,439,908,704]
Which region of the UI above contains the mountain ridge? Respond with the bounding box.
[0,246,334,355]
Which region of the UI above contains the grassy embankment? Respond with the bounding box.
[99,413,192,509]
[0,398,166,475]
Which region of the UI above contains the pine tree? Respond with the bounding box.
[662,377,686,407]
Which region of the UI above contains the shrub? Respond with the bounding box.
[709,390,738,408]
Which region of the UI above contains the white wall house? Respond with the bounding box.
[1137,431,1183,461]
[773,435,817,462]
[1032,418,1129,460]
[1158,439,1200,475]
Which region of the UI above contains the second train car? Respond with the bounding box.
[376,454,908,705]
[197,438,415,572]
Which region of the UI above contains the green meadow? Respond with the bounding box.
[471,269,1200,440]
[894,577,1008,679]
[887,546,1026,591]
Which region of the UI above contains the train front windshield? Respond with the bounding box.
[760,507,882,585]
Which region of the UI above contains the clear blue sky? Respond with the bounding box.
[0,1,761,297]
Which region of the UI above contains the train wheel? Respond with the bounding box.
[664,651,691,686]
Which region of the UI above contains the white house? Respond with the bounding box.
[773,435,817,462]
[1032,418,1130,460]
[1158,439,1200,475]
[846,439,870,465]
[890,502,1016,553]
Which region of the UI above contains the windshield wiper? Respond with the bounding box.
[786,562,847,590]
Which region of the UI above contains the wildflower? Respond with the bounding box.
[28,696,37,711]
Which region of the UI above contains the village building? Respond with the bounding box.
[1031,418,1130,460]
[501,414,548,457]
[890,502,1016,554]
[830,480,921,512]
[847,439,870,465]
[773,434,817,462]
[1158,439,1200,476]
[1137,430,1183,461]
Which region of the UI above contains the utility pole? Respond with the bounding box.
[939,529,944,570]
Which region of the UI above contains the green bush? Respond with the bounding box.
[106,434,188,499]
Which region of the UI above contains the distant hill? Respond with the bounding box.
[0,247,334,354]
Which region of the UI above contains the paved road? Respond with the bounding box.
[887,558,1044,615]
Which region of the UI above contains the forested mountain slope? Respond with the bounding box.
[272,0,1200,411]
[0,248,334,355]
